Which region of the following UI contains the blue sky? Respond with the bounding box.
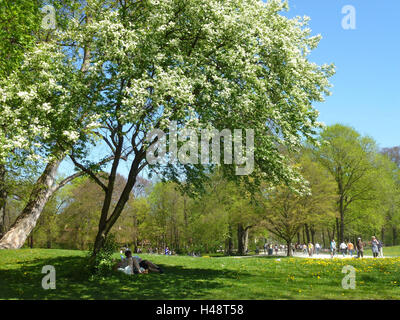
[282,0,400,148]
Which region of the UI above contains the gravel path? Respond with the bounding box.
[234,251,391,259]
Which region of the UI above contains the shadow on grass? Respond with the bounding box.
[0,255,243,300]
[214,255,290,259]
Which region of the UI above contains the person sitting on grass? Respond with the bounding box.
[116,250,164,274]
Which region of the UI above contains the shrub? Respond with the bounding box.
[88,233,119,278]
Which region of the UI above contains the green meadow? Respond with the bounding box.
[1,249,400,300]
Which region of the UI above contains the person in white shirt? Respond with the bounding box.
[315,243,321,255]
[340,242,347,257]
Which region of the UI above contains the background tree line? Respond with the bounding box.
[2,124,398,256]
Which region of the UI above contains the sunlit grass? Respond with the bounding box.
[0,249,399,299]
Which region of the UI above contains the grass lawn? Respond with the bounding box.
[379,245,400,257]
[1,248,400,300]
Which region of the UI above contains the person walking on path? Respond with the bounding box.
[308,242,314,257]
[347,241,354,257]
[340,241,347,257]
[371,236,379,258]
[356,237,364,259]
[378,239,384,258]
[330,239,336,258]
[315,243,321,255]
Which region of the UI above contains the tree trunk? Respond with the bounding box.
[29,235,33,248]
[339,196,345,243]
[91,155,143,259]
[237,223,245,255]
[133,213,138,253]
[0,158,62,249]
[226,224,233,255]
[286,240,292,257]
[336,217,341,242]
[393,227,397,246]
[310,226,315,244]
[381,227,385,243]
[304,224,310,244]
[0,163,7,237]
[329,225,334,242]
[243,227,250,254]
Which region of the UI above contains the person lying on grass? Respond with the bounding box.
[115,250,164,275]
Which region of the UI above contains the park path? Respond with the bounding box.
[233,251,392,259]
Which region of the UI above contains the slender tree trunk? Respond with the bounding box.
[286,240,292,257]
[393,227,397,246]
[226,224,233,255]
[243,227,250,254]
[237,223,245,255]
[339,196,345,243]
[310,226,315,244]
[381,227,385,243]
[0,158,62,249]
[297,232,300,244]
[133,213,138,253]
[335,218,340,242]
[322,230,326,248]
[29,235,33,248]
[0,164,7,237]
[304,223,310,244]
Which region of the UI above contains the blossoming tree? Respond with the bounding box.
[1,0,334,254]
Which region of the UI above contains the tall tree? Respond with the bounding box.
[0,1,114,249]
[258,153,336,256]
[312,124,388,243]
[61,0,334,258]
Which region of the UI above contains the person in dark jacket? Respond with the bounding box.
[356,238,364,259]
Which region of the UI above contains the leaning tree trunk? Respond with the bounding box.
[0,158,61,249]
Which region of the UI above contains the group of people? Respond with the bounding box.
[293,236,384,259]
[115,249,164,275]
[329,236,383,258]
[262,243,285,255]
[294,243,321,256]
